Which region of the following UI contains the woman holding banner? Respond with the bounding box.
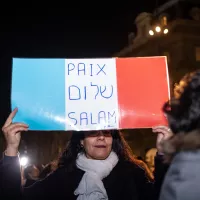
[0,109,171,200]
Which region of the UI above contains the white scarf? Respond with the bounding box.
[74,151,119,200]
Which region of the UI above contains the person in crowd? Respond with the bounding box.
[158,70,200,200]
[22,165,40,187]
[1,108,171,199]
[145,148,157,172]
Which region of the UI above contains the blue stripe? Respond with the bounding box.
[11,58,66,130]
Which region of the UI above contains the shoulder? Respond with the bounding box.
[118,159,154,182]
[29,166,84,190]
[173,150,200,163]
[45,165,84,180]
[160,151,200,200]
[166,150,200,179]
[166,150,200,178]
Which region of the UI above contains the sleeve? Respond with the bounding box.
[159,153,200,200]
[0,154,22,198]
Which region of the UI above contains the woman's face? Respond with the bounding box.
[81,130,113,160]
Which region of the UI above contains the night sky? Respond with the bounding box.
[0,1,168,126]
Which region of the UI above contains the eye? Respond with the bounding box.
[102,131,111,137]
[84,130,111,137]
[85,131,99,137]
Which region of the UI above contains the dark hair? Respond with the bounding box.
[58,130,153,180]
[163,70,200,134]
[162,70,200,162]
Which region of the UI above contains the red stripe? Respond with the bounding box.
[116,57,169,129]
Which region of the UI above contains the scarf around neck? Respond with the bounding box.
[74,151,119,200]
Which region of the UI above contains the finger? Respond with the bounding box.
[152,128,170,135]
[12,122,28,127]
[157,133,164,139]
[3,123,29,134]
[152,127,168,132]
[152,126,171,133]
[152,125,169,130]
[8,126,28,135]
[3,122,28,133]
[153,129,173,140]
[3,108,18,128]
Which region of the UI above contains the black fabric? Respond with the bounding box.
[24,179,37,187]
[0,155,168,200]
[0,155,21,199]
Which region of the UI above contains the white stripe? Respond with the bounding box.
[64,58,119,131]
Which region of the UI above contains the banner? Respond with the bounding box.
[11,57,170,131]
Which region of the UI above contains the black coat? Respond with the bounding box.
[0,154,167,200]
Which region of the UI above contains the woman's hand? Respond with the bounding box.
[2,108,29,156]
[152,125,173,154]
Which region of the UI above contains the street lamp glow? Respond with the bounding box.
[155,26,161,32]
[149,30,154,36]
[20,156,29,166]
[163,28,169,34]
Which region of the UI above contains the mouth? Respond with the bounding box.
[94,145,106,148]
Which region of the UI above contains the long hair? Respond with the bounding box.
[162,70,200,162]
[58,130,153,180]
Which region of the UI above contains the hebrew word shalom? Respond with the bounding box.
[11,57,170,131]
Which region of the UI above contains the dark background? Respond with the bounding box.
[0,1,169,161]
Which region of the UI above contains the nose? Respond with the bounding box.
[97,131,105,140]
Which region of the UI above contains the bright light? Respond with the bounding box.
[149,30,154,36]
[155,26,161,32]
[163,28,169,34]
[20,156,29,166]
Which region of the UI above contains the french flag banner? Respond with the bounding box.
[11,57,170,131]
